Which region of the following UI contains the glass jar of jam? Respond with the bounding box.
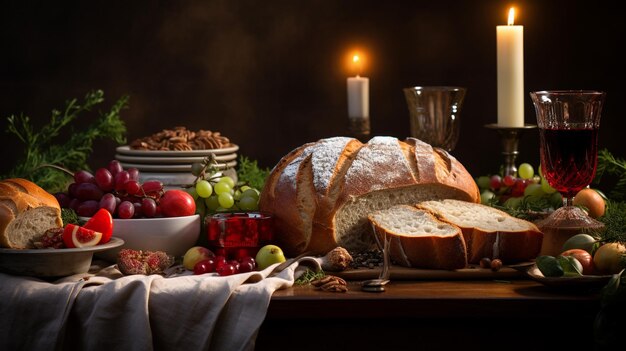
[206,212,273,259]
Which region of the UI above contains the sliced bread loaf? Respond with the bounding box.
[415,199,543,263]
[259,136,480,256]
[368,205,467,270]
[0,178,63,249]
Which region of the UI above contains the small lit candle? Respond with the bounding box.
[496,8,524,127]
[347,55,369,119]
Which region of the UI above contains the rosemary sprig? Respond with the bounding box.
[294,268,326,285]
[595,148,626,201]
[3,90,128,193]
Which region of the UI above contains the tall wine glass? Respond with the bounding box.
[530,90,605,222]
[403,86,466,152]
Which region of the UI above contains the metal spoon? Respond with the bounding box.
[361,227,391,292]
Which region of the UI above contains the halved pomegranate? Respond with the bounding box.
[63,224,103,248]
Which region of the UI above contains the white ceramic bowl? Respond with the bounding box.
[94,214,201,262]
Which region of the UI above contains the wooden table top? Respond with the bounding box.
[268,278,600,319]
[258,278,603,350]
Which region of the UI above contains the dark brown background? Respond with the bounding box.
[1,0,624,179]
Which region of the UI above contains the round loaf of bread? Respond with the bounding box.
[0,178,63,249]
[259,136,480,256]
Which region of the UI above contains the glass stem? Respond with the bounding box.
[563,196,574,207]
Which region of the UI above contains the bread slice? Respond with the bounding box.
[415,199,543,263]
[0,179,63,249]
[368,205,467,270]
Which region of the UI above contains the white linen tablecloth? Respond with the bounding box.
[0,259,315,351]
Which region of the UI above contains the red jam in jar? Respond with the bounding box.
[206,212,273,259]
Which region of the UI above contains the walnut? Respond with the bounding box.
[311,275,348,293]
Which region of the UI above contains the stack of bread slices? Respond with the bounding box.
[369,200,542,270]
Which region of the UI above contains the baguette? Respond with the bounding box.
[368,205,467,270]
[415,199,543,263]
[259,136,480,256]
[0,178,63,249]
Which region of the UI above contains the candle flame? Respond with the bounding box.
[351,53,364,76]
[507,8,515,25]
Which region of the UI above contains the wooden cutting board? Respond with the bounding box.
[334,263,531,281]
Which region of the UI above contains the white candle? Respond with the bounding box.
[347,55,369,119]
[496,8,524,127]
[347,76,369,119]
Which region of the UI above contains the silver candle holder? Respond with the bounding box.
[484,123,537,177]
[348,117,371,142]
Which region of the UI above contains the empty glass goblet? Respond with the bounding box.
[403,86,466,152]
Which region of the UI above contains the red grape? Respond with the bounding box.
[238,260,255,273]
[108,160,123,177]
[142,180,164,196]
[511,179,529,197]
[77,200,99,217]
[503,175,516,187]
[117,201,135,219]
[75,183,104,201]
[193,258,217,275]
[127,168,139,181]
[114,171,130,192]
[216,263,237,276]
[228,260,241,273]
[69,198,81,211]
[74,170,95,184]
[489,175,502,189]
[125,180,141,196]
[95,168,114,192]
[54,192,71,208]
[214,255,227,268]
[99,193,117,215]
[68,183,79,198]
[141,198,157,218]
[133,202,143,218]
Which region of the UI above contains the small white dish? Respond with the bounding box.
[115,152,237,164]
[119,160,237,172]
[116,144,239,157]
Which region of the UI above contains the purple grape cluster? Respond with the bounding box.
[55,160,164,219]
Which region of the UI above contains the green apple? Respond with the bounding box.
[183,246,215,270]
[255,244,286,270]
[561,233,598,255]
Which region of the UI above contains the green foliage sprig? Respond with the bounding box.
[596,200,626,243]
[595,148,626,201]
[236,155,270,190]
[2,90,128,193]
[294,268,325,285]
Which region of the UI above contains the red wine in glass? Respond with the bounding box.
[539,127,599,199]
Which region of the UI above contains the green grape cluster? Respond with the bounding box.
[185,159,261,217]
[475,162,562,211]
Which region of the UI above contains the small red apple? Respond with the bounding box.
[159,190,196,217]
[560,249,594,275]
